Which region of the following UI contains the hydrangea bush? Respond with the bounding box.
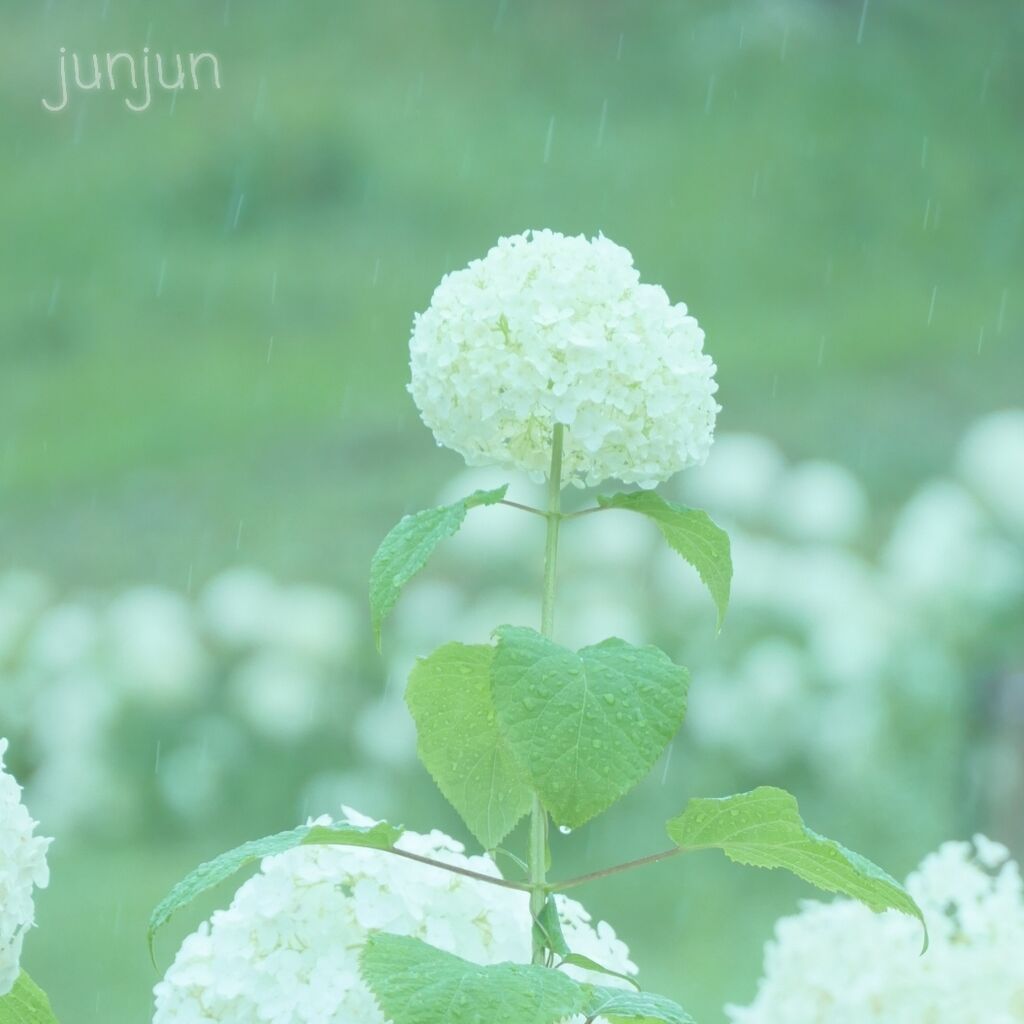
[154,809,635,1022]
[0,738,53,1016]
[728,836,1024,1023]
[146,231,925,1024]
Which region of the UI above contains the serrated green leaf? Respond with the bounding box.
[370,486,508,647]
[558,955,640,992]
[0,973,59,1024]
[667,786,927,947]
[361,934,584,1024]
[492,626,689,828]
[584,986,695,1024]
[597,491,731,629]
[148,820,402,958]
[406,642,532,849]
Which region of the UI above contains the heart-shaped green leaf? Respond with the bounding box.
[492,626,688,828]
[407,642,532,849]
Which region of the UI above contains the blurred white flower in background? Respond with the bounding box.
[0,574,50,668]
[681,433,785,522]
[770,460,868,544]
[353,695,418,769]
[726,836,1024,1023]
[156,718,247,823]
[884,480,1023,610]
[26,601,99,674]
[267,584,357,663]
[0,739,51,996]
[199,567,281,649]
[229,651,324,743]
[107,587,207,706]
[0,568,364,836]
[25,670,126,835]
[409,229,719,488]
[956,409,1024,531]
[153,810,635,1023]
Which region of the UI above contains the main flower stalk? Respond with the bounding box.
[530,423,564,964]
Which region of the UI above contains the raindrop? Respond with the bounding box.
[270,269,278,305]
[236,520,244,550]
[230,191,245,230]
[996,288,1008,334]
[543,116,555,164]
[47,279,61,316]
[922,198,932,231]
[154,740,162,774]
[616,33,624,61]
[558,825,572,835]
[977,326,985,354]
[602,693,616,706]
[372,257,382,286]
[704,74,716,115]
[156,258,168,297]
[920,135,929,169]
[927,285,938,326]
[856,0,870,44]
[266,335,275,363]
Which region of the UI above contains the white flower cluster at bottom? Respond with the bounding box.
[0,738,51,997]
[154,809,636,1023]
[728,836,1024,1024]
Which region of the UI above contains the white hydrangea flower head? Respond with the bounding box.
[409,229,719,488]
[0,739,51,996]
[154,809,636,1023]
[727,835,1024,1024]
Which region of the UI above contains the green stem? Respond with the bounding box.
[541,424,564,638]
[387,847,534,892]
[547,846,686,893]
[530,423,564,964]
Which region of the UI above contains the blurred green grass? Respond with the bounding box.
[2,0,1023,1020]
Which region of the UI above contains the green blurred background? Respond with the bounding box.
[2,0,1022,1020]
